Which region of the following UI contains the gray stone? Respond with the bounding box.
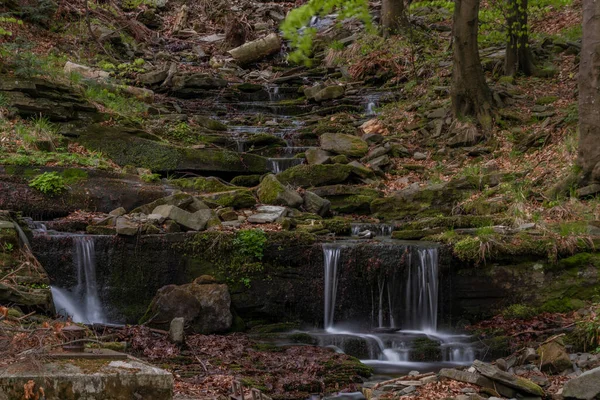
[362,145,390,162]
[369,155,391,169]
[0,358,173,400]
[320,133,369,157]
[427,107,448,119]
[399,385,416,395]
[145,281,232,334]
[169,317,185,344]
[439,368,481,384]
[115,217,138,236]
[109,207,127,217]
[303,191,331,217]
[537,340,572,374]
[216,207,238,221]
[0,221,14,229]
[138,68,169,86]
[257,174,303,208]
[322,392,365,400]
[562,365,600,399]
[473,360,545,396]
[304,84,345,102]
[132,193,194,215]
[521,347,538,364]
[577,184,600,198]
[413,152,427,160]
[152,205,208,231]
[305,148,332,165]
[248,205,287,224]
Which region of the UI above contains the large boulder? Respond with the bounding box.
[277,164,353,188]
[562,366,600,399]
[305,148,332,165]
[303,191,330,216]
[142,277,232,334]
[171,73,228,98]
[320,133,369,157]
[257,174,303,208]
[152,205,212,231]
[537,339,572,374]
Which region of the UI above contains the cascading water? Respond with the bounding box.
[323,243,343,329]
[51,236,106,324]
[267,158,304,174]
[350,223,394,237]
[314,241,478,374]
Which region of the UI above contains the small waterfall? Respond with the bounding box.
[323,243,343,329]
[350,223,394,237]
[267,158,304,174]
[404,248,439,331]
[51,236,105,324]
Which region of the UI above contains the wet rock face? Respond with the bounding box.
[143,279,233,334]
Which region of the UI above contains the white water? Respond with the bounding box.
[319,243,476,370]
[267,158,304,174]
[350,223,393,237]
[51,236,105,324]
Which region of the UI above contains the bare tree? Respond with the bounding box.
[578,0,600,185]
[451,0,493,129]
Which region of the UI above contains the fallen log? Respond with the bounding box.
[228,33,282,65]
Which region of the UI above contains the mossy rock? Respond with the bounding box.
[320,133,369,157]
[322,218,352,235]
[76,125,268,173]
[409,337,442,362]
[277,164,353,187]
[244,134,287,148]
[170,176,239,193]
[200,189,257,209]
[194,116,228,131]
[250,322,300,333]
[230,174,261,187]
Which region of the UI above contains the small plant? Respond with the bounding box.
[234,229,268,260]
[29,171,66,196]
[1,243,14,253]
[141,172,161,183]
[502,303,536,319]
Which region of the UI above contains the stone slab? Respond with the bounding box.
[47,348,128,360]
[0,357,173,400]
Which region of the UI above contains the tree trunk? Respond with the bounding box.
[381,0,405,36]
[578,0,600,184]
[504,0,536,76]
[451,0,493,129]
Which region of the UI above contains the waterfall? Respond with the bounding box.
[350,223,393,237]
[267,158,303,174]
[323,243,342,329]
[51,236,105,324]
[404,248,438,331]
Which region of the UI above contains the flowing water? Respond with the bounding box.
[315,241,477,375]
[50,235,105,324]
[350,223,394,237]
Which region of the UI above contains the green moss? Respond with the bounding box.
[288,332,317,345]
[61,168,89,184]
[201,189,257,209]
[257,174,287,204]
[409,338,442,361]
[558,252,600,269]
[536,95,558,105]
[540,298,586,313]
[277,164,353,187]
[244,134,287,148]
[322,218,351,235]
[170,177,239,193]
[230,175,261,187]
[501,303,537,319]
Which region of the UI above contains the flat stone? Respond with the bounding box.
[199,34,225,42]
[169,317,185,344]
[248,212,281,224]
[577,184,600,198]
[305,148,332,165]
[562,365,600,399]
[152,205,209,231]
[0,358,173,400]
[473,360,545,396]
[109,207,126,217]
[413,152,427,160]
[116,217,138,236]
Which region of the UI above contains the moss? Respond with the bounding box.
[536,95,558,105]
[61,168,89,184]
[501,303,537,319]
[244,134,287,148]
[170,177,239,193]
[201,189,257,209]
[392,229,444,240]
[540,298,586,313]
[330,155,349,164]
[230,175,261,187]
[257,174,287,204]
[558,252,600,269]
[409,337,442,361]
[322,218,351,235]
[277,164,353,187]
[287,332,317,345]
[251,322,300,333]
[86,225,116,235]
[515,377,545,397]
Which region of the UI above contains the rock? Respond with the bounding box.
[304,83,345,102]
[109,207,127,217]
[305,148,332,165]
[227,33,282,65]
[413,152,427,160]
[303,191,331,217]
[399,386,416,395]
[138,9,162,29]
[369,155,391,170]
[473,360,545,397]
[131,193,194,215]
[320,133,369,157]
[169,317,185,344]
[562,366,600,399]
[171,73,228,97]
[152,205,210,231]
[217,208,238,221]
[521,347,538,364]
[257,174,303,208]
[64,61,110,80]
[116,217,138,236]
[278,164,354,187]
[330,155,349,164]
[143,281,232,334]
[248,205,287,224]
[200,189,257,209]
[172,4,188,33]
[360,119,388,135]
[427,107,449,119]
[439,368,481,384]
[537,340,572,374]
[362,145,390,162]
[323,392,365,400]
[138,68,169,86]
[163,220,181,233]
